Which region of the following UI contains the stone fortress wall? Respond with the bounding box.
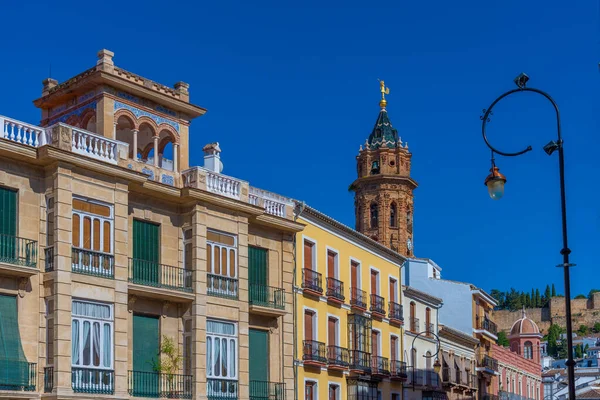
[495,293,600,334]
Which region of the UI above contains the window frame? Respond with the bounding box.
[183,316,193,376]
[183,227,193,271]
[206,230,238,278]
[206,319,238,380]
[71,299,114,371]
[325,247,339,279]
[302,236,317,272]
[328,382,340,400]
[72,196,114,255]
[327,314,340,346]
[305,379,318,400]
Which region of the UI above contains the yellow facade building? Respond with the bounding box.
[294,205,409,400]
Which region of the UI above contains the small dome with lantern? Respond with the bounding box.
[509,308,542,338]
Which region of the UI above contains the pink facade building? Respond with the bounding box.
[493,311,544,400]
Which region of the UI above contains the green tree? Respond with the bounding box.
[497,331,510,347]
[556,340,568,359]
[544,285,552,305]
[589,289,600,300]
[593,322,600,333]
[577,325,589,336]
[585,344,590,352]
[552,284,557,297]
[535,289,541,307]
[575,294,587,299]
[507,288,521,311]
[575,344,583,359]
[491,289,505,310]
[531,289,535,306]
[547,324,562,357]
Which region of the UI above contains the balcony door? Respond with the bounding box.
[0,187,17,260]
[132,314,159,397]
[389,278,397,303]
[351,261,359,289]
[249,329,269,395]
[132,220,160,285]
[371,270,378,295]
[249,246,269,306]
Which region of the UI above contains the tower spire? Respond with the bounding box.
[379,80,390,109]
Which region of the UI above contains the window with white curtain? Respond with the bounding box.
[71,300,113,370]
[206,320,237,380]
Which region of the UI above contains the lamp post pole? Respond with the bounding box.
[410,331,441,391]
[480,73,576,400]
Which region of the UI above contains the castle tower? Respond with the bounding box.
[350,81,418,256]
[509,309,543,364]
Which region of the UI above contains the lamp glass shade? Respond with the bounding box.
[433,359,441,374]
[487,179,505,200]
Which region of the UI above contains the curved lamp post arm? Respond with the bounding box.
[409,331,442,391]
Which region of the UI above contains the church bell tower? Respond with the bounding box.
[350,81,418,256]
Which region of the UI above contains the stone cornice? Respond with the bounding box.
[181,187,263,217]
[351,174,418,190]
[253,214,305,233]
[403,286,443,307]
[439,325,480,348]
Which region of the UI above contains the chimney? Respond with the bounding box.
[174,81,190,102]
[97,49,115,73]
[203,142,223,173]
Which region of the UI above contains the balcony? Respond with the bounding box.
[349,350,371,373]
[442,367,458,386]
[248,186,292,219]
[72,248,114,279]
[301,268,323,296]
[44,366,54,393]
[44,246,54,272]
[0,234,38,277]
[467,373,477,389]
[371,356,390,376]
[483,395,500,400]
[389,302,404,325]
[477,355,499,375]
[326,277,345,304]
[350,287,367,310]
[327,345,349,370]
[409,317,420,333]
[0,361,36,391]
[249,380,285,400]
[71,367,114,394]
[207,273,238,300]
[499,391,536,400]
[207,379,238,400]
[475,316,498,340]
[407,367,441,389]
[426,322,435,337]
[369,294,386,317]
[128,370,193,398]
[249,284,286,316]
[1,115,48,148]
[303,340,327,366]
[390,360,408,380]
[128,258,194,302]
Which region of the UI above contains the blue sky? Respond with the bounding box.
[1,0,598,297]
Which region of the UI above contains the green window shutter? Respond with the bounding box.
[249,329,269,385]
[132,220,160,285]
[248,246,267,286]
[132,314,159,397]
[0,187,16,237]
[0,294,29,388]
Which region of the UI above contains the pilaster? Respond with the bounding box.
[192,205,208,398]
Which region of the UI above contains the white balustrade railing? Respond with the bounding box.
[72,128,118,164]
[206,171,241,199]
[0,116,48,148]
[249,186,291,218]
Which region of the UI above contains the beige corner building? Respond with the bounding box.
[0,49,303,400]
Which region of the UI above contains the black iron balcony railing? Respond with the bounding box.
[407,367,441,388]
[424,369,441,388]
[442,367,452,384]
[249,284,285,310]
[349,350,371,373]
[483,395,500,400]
[72,248,114,279]
[44,366,54,393]
[370,294,385,315]
[128,259,192,292]
[326,277,345,302]
[479,355,499,372]
[371,356,390,376]
[327,345,349,368]
[499,390,536,400]
[0,360,36,391]
[468,374,477,388]
[128,370,193,398]
[207,378,238,400]
[0,234,37,268]
[390,360,407,379]
[44,246,54,272]
[71,367,114,394]
[350,287,367,309]
[249,380,285,400]
[477,316,498,335]
[410,317,420,333]
[303,340,327,364]
[207,273,238,300]
[302,268,323,294]
[426,322,435,337]
[389,302,404,322]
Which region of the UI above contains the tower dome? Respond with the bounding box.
[509,309,542,337]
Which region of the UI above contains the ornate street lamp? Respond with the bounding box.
[480,73,576,400]
[410,331,442,391]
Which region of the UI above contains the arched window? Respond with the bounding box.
[524,341,533,359]
[410,302,416,332]
[411,348,417,368]
[370,203,378,229]
[425,307,432,336]
[371,160,380,175]
[390,202,397,227]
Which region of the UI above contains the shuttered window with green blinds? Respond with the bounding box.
[0,188,17,263]
[0,294,30,388]
[249,246,268,286]
[132,314,159,397]
[249,329,269,383]
[132,220,160,285]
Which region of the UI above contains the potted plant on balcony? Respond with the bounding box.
[152,336,183,399]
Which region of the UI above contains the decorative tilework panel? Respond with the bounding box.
[141,167,155,180]
[114,101,179,132]
[48,101,97,125]
[161,174,174,186]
